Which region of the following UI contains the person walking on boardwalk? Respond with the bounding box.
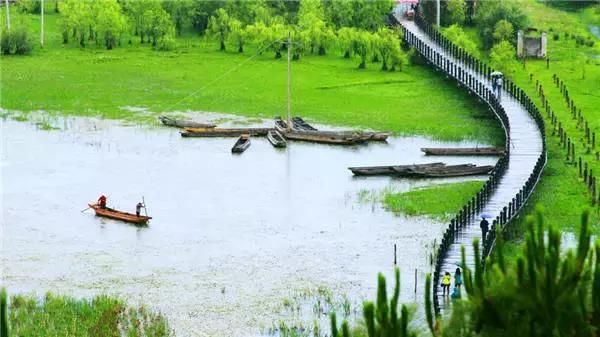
[441,272,452,296]
[480,216,490,242]
[454,267,462,288]
[495,75,503,100]
[136,202,143,217]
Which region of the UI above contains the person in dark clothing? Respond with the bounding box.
[136,202,143,217]
[480,217,489,241]
[97,195,107,209]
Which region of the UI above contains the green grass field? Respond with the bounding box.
[0,10,504,144]
[510,0,600,230]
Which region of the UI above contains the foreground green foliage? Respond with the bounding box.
[4,292,170,337]
[381,181,485,220]
[330,210,600,337]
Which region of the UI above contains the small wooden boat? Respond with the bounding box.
[421,147,504,156]
[159,116,216,129]
[88,203,151,225]
[348,163,494,178]
[292,117,318,131]
[181,127,272,137]
[267,130,287,148]
[232,134,251,153]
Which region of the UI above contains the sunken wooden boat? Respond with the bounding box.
[275,119,367,145]
[88,203,151,225]
[181,127,272,137]
[276,118,388,142]
[267,130,287,148]
[421,147,504,156]
[232,134,251,153]
[348,163,494,178]
[159,116,216,129]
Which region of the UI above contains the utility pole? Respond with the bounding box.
[286,31,292,131]
[40,0,44,47]
[436,0,440,27]
[4,0,10,31]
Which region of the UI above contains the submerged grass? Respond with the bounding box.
[360,181,485,221]
[0,10,504,144]
[6,291,170,337]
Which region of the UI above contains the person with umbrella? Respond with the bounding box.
[480,214,490,242]
[491,71,503,101]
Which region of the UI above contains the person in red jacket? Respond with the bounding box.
[97,195,107,209]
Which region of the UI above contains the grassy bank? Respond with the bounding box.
[3,290,170,337]
[0,10,504,144]
[510,0,600,230]
[360,181,486,221]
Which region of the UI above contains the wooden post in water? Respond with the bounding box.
[394,244,397,265]
[414,269,417,294]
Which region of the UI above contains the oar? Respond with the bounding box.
[142,196,148,217]
[81,206,91,213]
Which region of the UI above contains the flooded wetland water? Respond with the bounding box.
[1,114,498,336]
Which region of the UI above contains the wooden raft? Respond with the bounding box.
[348,163,494,177]
[421,147,504,156]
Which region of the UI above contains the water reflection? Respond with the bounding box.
[1,114,497,337]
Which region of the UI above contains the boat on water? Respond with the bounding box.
[232,134,251,153]
[292,117,318,131]
[348,163,494,178]
[88,203,152,225]
[267,130,287,148]
[181,127,272,137]
[275,118,369,145]
[159,116,216,129]
[421,147,504,156]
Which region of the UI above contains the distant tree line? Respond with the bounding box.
[5,0,410,71]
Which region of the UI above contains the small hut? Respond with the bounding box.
[517,28,547,58]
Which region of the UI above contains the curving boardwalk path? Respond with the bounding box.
[395,16,544,313]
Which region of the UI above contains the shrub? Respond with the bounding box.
[156,36,177,51]
[0,27,33,55]
[553,33,559,41]
[475,1,528,49]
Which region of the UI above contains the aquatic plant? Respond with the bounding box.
[1,288,8,337]
[331,268,416,337]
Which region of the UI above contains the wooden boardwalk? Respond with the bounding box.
[395,16,545,314]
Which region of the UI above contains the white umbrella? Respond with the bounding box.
[490,71,503,77]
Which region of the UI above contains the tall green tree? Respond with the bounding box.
[323,0,354,29]
[337,27,356,58]
[375,28,403,71]
[189,0,224,35]
[492,19,514,43]
[475,1,528,49]
[59,0,93,47]
[352,0,395,31]
[490,40,517,77]
[443,24,479,57]
[445,0,465,26]
[122,0,161,43]
[352,30,373,69]
[142,7,174,47]
[162,0,193,36]
[95,0,127,49]
[228,18,246,53]
[207,8,231,51]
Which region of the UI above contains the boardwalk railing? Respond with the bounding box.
[392,13,547,314]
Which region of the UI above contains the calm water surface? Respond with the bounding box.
[1,113,497,336]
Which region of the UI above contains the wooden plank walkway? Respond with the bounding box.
[395,16,545,314]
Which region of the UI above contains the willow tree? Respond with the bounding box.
[95,0,128,49]
[228,18,247,53]
[207,8,231,51]
[353,30,373,69]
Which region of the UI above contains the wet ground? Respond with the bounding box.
[1,112,498,337]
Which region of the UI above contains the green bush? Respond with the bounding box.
[475,1,528,49]
[1,27,33,55]
[156,36,177,51]
[553,33,560,40]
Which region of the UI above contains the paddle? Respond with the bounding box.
[81,206,91,213]
[142,196,148,217]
